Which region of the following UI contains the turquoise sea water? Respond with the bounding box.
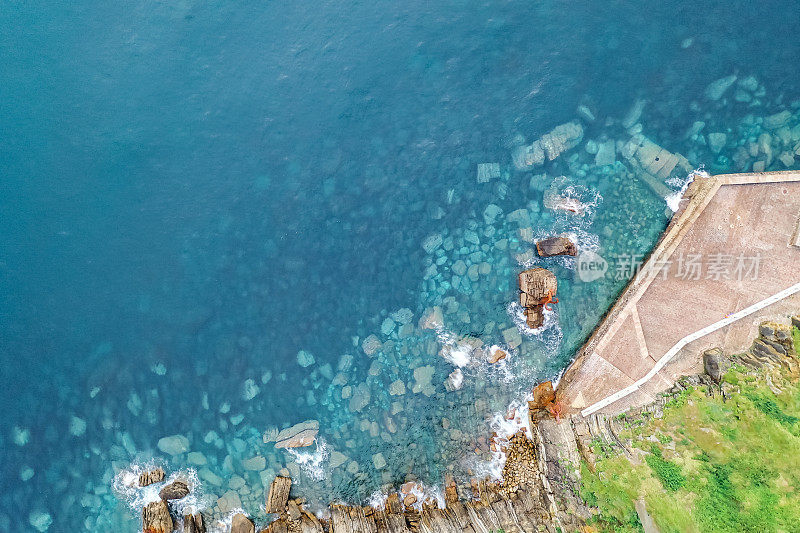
[2,0,800,530]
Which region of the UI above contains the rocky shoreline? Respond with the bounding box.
[131,311,800,533]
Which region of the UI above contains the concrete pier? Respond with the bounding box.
[558,171,800,416]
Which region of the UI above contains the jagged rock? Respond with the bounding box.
[159,480,189,501]
[274,420,319,449]
[138,467,165,487]
[518,268,557,329]
[266,476,292,514]
[231,514,255,533]
[183,513,206,533]
[488,348,507,364]
[530,381,555,410]
[703,348,726,383]
[518,268,558,308]
[142,500,172,533]
[536,236,577,257]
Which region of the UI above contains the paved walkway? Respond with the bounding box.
[558,171,800,416]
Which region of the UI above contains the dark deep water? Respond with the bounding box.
[1,0,799,530]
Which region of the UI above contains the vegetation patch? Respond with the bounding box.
[581,361,800,533]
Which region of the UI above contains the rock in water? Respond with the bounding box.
[159,480,189,501]
[518,267,558,329]
[183,513,206,533]
[157,434,189,456]
[536,236,577,257]
[530,381,556,410]
[266,476,292,513]
[231,514,255,533]
[274,420,319,448]
[704,74,737,101]
[518,268,558,308]
[138,467,165,487]
[512,121,584,169]
[142,500,172,533]
[488,348,507,364]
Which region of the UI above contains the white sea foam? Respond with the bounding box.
[112,463,206,521]
[286,437,330,481]
[666,168,707,212]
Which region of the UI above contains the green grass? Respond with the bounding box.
[580,360,800,533]
[645,445,685,491]
[793,325,800,354]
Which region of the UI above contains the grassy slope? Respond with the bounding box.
[580,326,800,533]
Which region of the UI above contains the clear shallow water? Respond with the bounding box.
[2,0,799,530]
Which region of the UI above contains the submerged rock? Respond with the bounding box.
[157,434,189,456]
[512,121,584,170]
[296,350,316,368]
[477,162,501,182]
[142,500,172,533]
[705,74,737,101]
[536,236,577,257]
[274,420,319,449]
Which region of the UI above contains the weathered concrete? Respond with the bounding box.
[558,171,800,417]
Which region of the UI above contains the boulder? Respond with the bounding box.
[530,381,555,410]
[231,514,255,533]
[704,74,737,101]
[512,121,584,170]
[536,237,577,257]
[702,348,726,383]
[266,476,292,514]
[157,434,189,456]
[518,268,558,308]
[142,500,172,533]
[159,480,189,501]
[138,467,165,487]
[183,513,206,533]
[524,307,545,329]
[274,420,319,449]
[488,348,507,364]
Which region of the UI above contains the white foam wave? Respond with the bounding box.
[286,438,330,481]
[112,463,206,521]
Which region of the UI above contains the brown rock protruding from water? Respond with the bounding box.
[266,476,292,514]
[138,467,165,487]
[231,513,255,533]
[519,268,558,329]
[142,500,172,533]
[183,513,206,533]
[159,480,189,501]
[530,381,556,411]
[536,236,577,257]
